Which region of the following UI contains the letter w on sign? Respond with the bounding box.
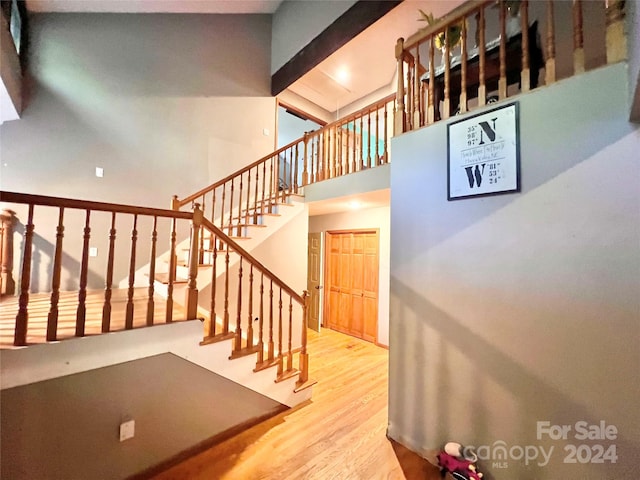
[465,164,485,188]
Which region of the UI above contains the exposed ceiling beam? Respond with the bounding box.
[270,0,402,97]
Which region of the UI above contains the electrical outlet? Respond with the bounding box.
[119,419,135,442]
[89,247,98,257]
[95,167,104,178]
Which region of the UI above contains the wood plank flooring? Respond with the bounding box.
[152,328,443,480]
[0,288,187,348]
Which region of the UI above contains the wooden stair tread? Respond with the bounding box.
[154,273,188,284]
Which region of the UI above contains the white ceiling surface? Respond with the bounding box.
[288,0,464,113]
[26,0,284,14]
[307,189,390,217]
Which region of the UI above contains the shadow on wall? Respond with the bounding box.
[389,278,637,479]
[14,223,103,294]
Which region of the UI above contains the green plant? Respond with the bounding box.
[418,9,462,50]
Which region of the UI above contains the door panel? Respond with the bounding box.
[307,232,322,331]
[325,230,379,343]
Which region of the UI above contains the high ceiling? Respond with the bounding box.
[26,0,284,14]
[24,0,463,116]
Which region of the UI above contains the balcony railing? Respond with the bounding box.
[394,0,628,134]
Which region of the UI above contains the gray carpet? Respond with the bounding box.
[1,352,288,480]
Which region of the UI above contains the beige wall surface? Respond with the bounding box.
[0,12,277,291]
[309,205,390,346]
[388,63,639,479]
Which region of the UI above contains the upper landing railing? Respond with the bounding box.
[394,0,628,134]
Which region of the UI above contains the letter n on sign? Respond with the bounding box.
[447,102,520,200]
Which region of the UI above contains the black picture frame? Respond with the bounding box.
[447,101,520,201]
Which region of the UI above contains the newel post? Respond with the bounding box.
[185,203,203,319]
[605,0,627,64]
[1,209,17,296]
[296,290,310,388]
[170,195,180,211]
[394,38,406,135]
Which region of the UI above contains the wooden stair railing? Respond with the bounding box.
[173,94,396,234]
[0,191,198,346]
[193,216,311,389]
[395,0,628,134]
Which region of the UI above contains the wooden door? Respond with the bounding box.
[307,232,322,332]
[325,230,378,343]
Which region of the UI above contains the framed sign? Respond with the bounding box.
[447,101,520,200]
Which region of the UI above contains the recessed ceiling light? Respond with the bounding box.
[336,67,349,85]
[348,200,362,210]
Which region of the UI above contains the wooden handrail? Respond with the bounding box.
[176,137,305,209]
[396,0,621,134]
[0,191,192,219]
[316,93,396,133]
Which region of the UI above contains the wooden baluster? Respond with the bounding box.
[253,166,260,222]
[443,28,451,119]
[545,0,556,85]
[234,257,243,353]
[413,45,421,129]
[336,127,342,177]
[286,296,293,371]
[428,38,436,122]
[261,160,267,215]
[0,209,16,296]
[367,110,372,168]
[293,142,299,193]
[124,214,138,330]
[383,101,389,163]
[460,16,469,113]
[256,272,265,366]
[146,216,158,326]
[498,0,508,100]
[394,37,406,135]
[208,231,218,337]
[46,207,64,341]
[210,189,216,248]
[312,134,318,182]
[521,0,531,91]
[220,183,227,230]
[223,240,230,334]
[246,264,254,349]
[406,60,414,129]
[296,291,310,389]
[14,204,34,346]
[606,0,627,64]
[75,210,92,337]
[477,7,487,106]
[268,158,274,213]
[359,115,365,170]
[268,278,274,362]
[245,171,251,232]
[198,196,205,264]
[228,178,235,236]
[302,133,309,186]
[277,288,284,377]
[166,217,177,323]
[102,212,117,332]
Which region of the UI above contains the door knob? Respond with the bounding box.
[315,285,323,289]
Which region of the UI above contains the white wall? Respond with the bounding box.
[309,204,390,346]
[388,63,639,478]
[271,0,357,75]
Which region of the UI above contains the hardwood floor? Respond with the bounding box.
[0,288,186,348]
[152,328,443,480]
